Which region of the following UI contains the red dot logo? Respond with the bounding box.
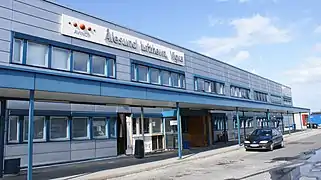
[73,23,77,27]
[79,24,86,30]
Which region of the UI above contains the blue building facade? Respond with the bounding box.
[0,0,309,177]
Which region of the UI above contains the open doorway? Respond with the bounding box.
[117,113,130,155]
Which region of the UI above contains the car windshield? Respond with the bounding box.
[251,129,272,136]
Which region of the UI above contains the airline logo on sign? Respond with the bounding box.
[60,14,185,66]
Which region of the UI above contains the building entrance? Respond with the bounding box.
[117,113,130,155]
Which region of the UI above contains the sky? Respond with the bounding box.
[56,0,321,111]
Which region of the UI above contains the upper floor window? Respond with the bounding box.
[13,39,23,63]
[271,95,282,104]
[194,77,225,95]
[12,38,116,79]
[26,42,49,67]
[283,96,292,106]
[254,91,268,102]
[92,55,106,75]
[52,47,71,70]
[230,86,250,99]
[73,51,89,73]
[131,62,185,89]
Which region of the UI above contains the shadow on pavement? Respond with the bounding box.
[3,141,238,180]
[223,147,321,180]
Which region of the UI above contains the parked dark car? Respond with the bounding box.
[244,127,284,151]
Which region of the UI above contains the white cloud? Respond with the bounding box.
[193,14,291,61]
[314,43,321,52]
[314,25,321,33]
[230,50,250,65]
[285,56,321,84]
[283,57,321,111]
[208,15,225,27]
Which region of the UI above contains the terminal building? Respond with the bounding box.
[0,0,310,176]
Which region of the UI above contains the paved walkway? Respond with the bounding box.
[2,129,317,180]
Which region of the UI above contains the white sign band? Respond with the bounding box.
[60,14,185,66]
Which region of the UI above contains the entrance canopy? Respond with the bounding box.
[0,66,309,114]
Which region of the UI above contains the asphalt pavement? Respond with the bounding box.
[112,130,321,180]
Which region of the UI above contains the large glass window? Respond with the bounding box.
[73,51,89,73]
[26,42,49,67]
[13,39,23,63]
[151,118,162,133]
[92,55,106,75]
[92,117,106,138]
[23,116,45,141]
[138,65,148,82]
[231,86,250,99]
[107,59,115,77]
[139,118,150,134]
[8,116,19,142]
[162,71,171,86]
[196,78,205,91]
[180,75,186,88]
[50,117,68,140]
[109,118,117,138]
[72,117,88,139]
[144,118,150,134]
[171,73,179,87]
[255,91,267,102]
[204,81,211,92]
[150,68,160,84]
[52,47,70,70]
[132,118,137,135]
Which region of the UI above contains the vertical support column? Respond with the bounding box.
[266,109,270,127]
[236,108,241,146]
[0,100,6,178]
[176,102,182,159]
[27,90,35,180]
[140,107,144,141]
[223,115,227,144]
[242,111,246,141]
[281,113,284,133]
[207,114,212,146]
[287,111,291,135]
[299,112,303,130]
[162,118,167,150]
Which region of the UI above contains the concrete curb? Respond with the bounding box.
[81,129,320,180]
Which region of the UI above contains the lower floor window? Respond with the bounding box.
[8,116,19,142]
[109,118,117,138]
[50,117,68,140]
[72,117,88,139]
[92,117,106,137]
[23,116,45,141]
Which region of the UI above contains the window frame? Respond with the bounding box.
[107,58,116,78]
[49,116,69,141]
[12,39,24,64]
[26,41,49,68]
[23,116,46,142]
[71,117,89,140]
[8,116,20,143]
[51,46,71,71]
[91,55,107,76]
[92,117,108,139]
[131,62,185,89]
[72,51,90,74]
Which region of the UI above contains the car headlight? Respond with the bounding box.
[260,140,268,143]
[244,141,250,143]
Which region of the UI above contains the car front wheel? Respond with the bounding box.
[269,143,274,151]
[280,140,285,148]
